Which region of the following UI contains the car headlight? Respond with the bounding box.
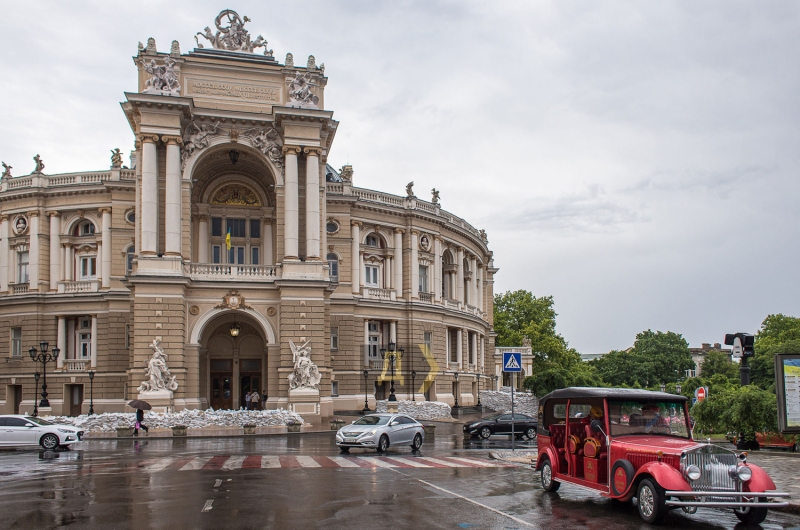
[366,429,377,435]
[736,465,752,482]
[57,428,74,434]
[685,465,701,481]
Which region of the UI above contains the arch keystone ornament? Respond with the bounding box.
[214,290,253,310]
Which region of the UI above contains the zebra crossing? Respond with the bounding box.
[141,454,509,472]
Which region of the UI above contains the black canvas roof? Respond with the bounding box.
[540,387,688,403]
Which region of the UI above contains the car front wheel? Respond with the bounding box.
[636,478,666,523]
[411,433,423,451]
[339,446,350,453]
[377,435,389,453]
[734,498,768,525]
[40,434,59,450]
[540,457,560,492]
[524,427,536,440]
[479,426,492,439]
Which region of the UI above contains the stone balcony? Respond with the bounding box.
[361,287,396,301]
[58,280,99,294]
[64,359,88,372]
[183,263,281,282]
[418,292,433,303]
[10,283,29,295]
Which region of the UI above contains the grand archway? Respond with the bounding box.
[197,310,272,410]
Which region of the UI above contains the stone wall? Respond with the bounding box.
[480,390,538,416]
[375,399,451,420]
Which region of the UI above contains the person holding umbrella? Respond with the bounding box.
[129,400,151,436]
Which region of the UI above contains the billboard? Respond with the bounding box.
[775,353,800,434]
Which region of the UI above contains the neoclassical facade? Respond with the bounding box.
[0,11,497,418]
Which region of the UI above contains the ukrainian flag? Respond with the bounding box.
[225,230,231,250]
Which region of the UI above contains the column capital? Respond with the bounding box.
[411,229,420,235]
[282,145,302,156]
[304,147,322,157]
[433,235,443,242]
[394,227,405,234]
[47,211,60,218]
[27,210,40,218]
[197,214,209,222]
[262,217,273,225]
[61,242,72,249]
[162,135,183,145]
[138,134,160,144]
[351,220,362,227]
[456,245,465,252]
[0,214,8,222]
[98,207,112,215]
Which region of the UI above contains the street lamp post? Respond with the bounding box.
[33,372,40,417]
[660,383,666,393]
[476,374,482,407]
[379,342,404,402]
[411,370,416,401]
[452,372,460,409]
[29,341,60,410]
[88,370,96,415]
[675,383,682,395]
[493,374,498,392]
[362,369,370,412]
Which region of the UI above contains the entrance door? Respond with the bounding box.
[9,385,22,414]
[69,385,83,417]
[210,375,233,410]
[240,375,261,409]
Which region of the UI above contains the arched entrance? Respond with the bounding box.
[197,311,273,410]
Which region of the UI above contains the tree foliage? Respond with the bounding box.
[692,385,778,439]
[750,314,800,389]
[701,350,740,380]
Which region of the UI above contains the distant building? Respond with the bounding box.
[687,343,732,378]
[580,352,607,362]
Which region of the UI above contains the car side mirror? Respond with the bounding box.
[590,420,603,433]
[25,424,35,428]
[351,421,356,424]
[390,421,399,426]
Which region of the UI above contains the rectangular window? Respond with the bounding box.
[79,333,91,358]
[125,324,131,349]
[211,217,222,237]
[250,219,261,239]
[80,257,97,279]
[11,327,21,357]
[212,245,221,264]
[17,252,29,284]
[251,247,260,265]
[226,218,246,238]
[330,326,339,350]
[331,380,339,397]
[368,322,380,360]
[449,329,458,363]
[228,246,245,264]
[423,331,432,356]
[419,265,429,293]
[365,265,379,287]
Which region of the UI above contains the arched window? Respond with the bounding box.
[126,246,135,274]
[327,252,339,281]
[74,221,95,236]
[366,234,381,248]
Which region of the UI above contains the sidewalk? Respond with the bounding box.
[747,451,800,514]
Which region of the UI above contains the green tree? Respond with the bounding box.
[700,350,739,380]
[750,314,800,389]
[692,385,778,440]
[522,363,602,397]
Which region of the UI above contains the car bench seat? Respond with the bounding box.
[583,424,608,483]
[548,424,567,472]
[566,419,589,477]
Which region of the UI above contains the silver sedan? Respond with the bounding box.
[335,413,425,453]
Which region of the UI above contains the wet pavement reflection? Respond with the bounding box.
[0,414,798,529]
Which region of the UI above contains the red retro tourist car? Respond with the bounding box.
[535,387,789,524]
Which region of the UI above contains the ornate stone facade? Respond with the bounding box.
[0,10,497,418]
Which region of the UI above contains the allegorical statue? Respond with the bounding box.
[195,9,272,55]
[181,121,220,168]
[141,56,181,96]
[32,154,45,174]
[288,340,321,390]
[1,162,11,179]
[137,339,179,393]
[406,181,415,198]
[287,72,319,109]
[110,148,123,168]
[431,188,440,204]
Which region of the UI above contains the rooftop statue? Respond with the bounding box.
[406,181,415,198]
[1,162,11,179]
[195,9,273,56]
[32,154,45,174]
[110,148,123,168]
[287,72,319,109]
[431,188,440,205]
[141,56,181,97]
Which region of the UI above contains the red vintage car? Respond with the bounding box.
[535,387,789,524]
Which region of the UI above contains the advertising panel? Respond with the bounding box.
[775,353,800,434]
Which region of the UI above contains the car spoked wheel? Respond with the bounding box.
[636,478,666,523]
[479,426,491,439]
[734,497,768,525]
[411,433,423,451]
[540,458,560,492]
[40,434,59,450]
[377,435,389,453]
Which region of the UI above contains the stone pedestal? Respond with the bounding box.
[288,387,321,422]
[386,400,399,413]
[138,389,174,413]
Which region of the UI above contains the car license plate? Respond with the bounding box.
[344,438,357,443]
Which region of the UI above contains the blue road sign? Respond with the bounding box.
[503,352,522,373]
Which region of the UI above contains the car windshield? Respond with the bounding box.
[353,416,390,426]
[481,414,502,421]
[608,400,690,438]
[25,417,54,426]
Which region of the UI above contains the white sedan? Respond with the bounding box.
[0,415,84,450]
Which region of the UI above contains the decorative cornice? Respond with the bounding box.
[304,147,322,157]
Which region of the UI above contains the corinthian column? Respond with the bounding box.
[99,208,112,288]
[351,221,361,295]
[140,134,159,255]
[456,246,464,303]
[410,230,419,300]
[394,228,404,299]
[304,147,321,260]
[283,146,301,260]
[48,212,60,291]
[0,215,8,292]
[164,136,182,256]
[433,236,442,303]
[28,211,39,290]
[469,255,477,306]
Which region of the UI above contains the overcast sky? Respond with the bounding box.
[2,1,798,353]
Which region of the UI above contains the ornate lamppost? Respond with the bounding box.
[477,373,482,407]
[675,383,682,395]
[452,371,460,409]
[88,370,96,415]
[29,341,59,410]
[379,342,404,402]
[362,369,370,412]
[33,372,40,417]
[411,370,417,401]
[660,383,666,393]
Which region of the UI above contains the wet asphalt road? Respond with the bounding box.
[1,422,800,530]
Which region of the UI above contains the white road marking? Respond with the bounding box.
[382,457,428,468]
[221,456,246,470]
[444,456,495,467]
[362,458,398,468]
[327,457,361,468]
[416,456,460,467]
[144,458,175,472]
[213,479,222,488]
[201,499,214,513]
[180,456,212,471]
[261,456,281,468]
[296,456,321,468]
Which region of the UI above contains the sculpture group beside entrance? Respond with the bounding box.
[137,339,179,393]
[288,340,321,390]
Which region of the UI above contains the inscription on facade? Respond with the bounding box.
[188,80,280,102]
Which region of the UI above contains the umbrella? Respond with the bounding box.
[128,400,152,410]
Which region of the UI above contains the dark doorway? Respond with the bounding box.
[423,380,433,402]
[210,359,233,410]
[240,359,262,410]
[68,385,83,417]
[9,385,22,414]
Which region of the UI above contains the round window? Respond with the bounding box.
[326,221,338,234]
[126,211,135,224]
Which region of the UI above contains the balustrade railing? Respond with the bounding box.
[362,287,395,301]
[184,263,280,281]
[419,292,433,303]
[65,360,87,372]
[11,283,29,294]
[58,280,99,293]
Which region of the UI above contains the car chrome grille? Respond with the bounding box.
[684,445,740,493]
[343,431,362,437]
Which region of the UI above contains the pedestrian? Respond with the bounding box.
[251,389,260,411]
[134,408,149,436]
[245,391,251,410]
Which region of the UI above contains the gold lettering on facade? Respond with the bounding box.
[189,80,280,102]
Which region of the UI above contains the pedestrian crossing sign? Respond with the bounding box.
[503,352,522,372]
